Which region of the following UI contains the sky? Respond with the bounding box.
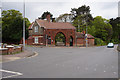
[1,0,120,23]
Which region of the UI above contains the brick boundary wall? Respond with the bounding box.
[0,46,23,55]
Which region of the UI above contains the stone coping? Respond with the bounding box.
[0,48,8,50]
[6,45,14,48]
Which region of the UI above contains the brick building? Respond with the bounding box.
[27,15,94,46]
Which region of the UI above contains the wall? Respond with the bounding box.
[76,38,94,47]
[46,29,76,46]
[88,38,94,46]
[76,38,85,46]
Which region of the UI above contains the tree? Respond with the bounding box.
[2,9,31,44]
[72,15,86,32]
[56,13,73,22]
[39,11,53,20]
[88,16,113,43]
[109,17,120,43]
[71,5,93,22]
[71,5,93,32]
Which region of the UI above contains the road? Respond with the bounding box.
[1,46,119,78]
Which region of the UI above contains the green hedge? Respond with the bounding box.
[95,38,107,46]
[117,44,120,52]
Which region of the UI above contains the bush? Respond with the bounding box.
[117,44,120,52]
[95,38,106,46]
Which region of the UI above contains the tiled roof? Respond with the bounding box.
[35,19,76,29]
[87,34,94,38]
[28,22,34,29]
[76,32,94,39]
[28,36,33,39]
[76,32,85,38]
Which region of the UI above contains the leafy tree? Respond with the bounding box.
[109,17,120,43]
[39,11,53,20]
[56,13,73,22]
[71,5,93,32]
[72,15,86,32]
[2,9,31,44]
[88,16,113,43]
[71,5,93,22]
[55,33,65,43]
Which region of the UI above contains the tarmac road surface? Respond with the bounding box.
[1,45,119,78]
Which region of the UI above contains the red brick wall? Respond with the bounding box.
[0,50,8,55]
[76,38,85,46]
[88,38,94,46]
[27,29,94,47]
[27,38,34,45]
[76,38,94,46]
[46,29,76,46]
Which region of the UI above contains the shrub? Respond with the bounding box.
[95,38,106,46]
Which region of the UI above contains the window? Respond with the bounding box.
[34,37,38,43]
[34,26,38,32]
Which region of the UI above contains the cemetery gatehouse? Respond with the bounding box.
[27,14,94,47]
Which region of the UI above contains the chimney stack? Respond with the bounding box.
[46,14,50,22]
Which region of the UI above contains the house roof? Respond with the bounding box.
[28,22,34,29]
[76,32,94,39]
[76,32,85,38]
[28,36,33,39]
[87,34,95,39]
[35,19,76,29]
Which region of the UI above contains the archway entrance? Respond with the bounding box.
[55,32,66,46]
[70,36,73,46]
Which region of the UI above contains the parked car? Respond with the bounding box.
[107,43,114,48]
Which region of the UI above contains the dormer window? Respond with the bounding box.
[34,26,38,32]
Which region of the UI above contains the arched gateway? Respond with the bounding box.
[55,32,66,46]
[27,15,76,46]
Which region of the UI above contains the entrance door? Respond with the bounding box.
[70,36,73,46]
[48,36,51,44]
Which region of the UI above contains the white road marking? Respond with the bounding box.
[0,69,23,78]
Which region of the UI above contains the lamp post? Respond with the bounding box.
[85,12,89,48]
[23,0,25,50]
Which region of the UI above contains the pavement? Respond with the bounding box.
[0,49,36,63]
[1,45,119,78]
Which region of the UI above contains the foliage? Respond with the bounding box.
[94,38,106,46]
[72,15,86,32]
[88,16,113,43]
[56,13,73,22]
[71,5,93,32]
[39,11,53,20]
[55,33,65,43]
[109,17,120,43]
[2,9,31,44]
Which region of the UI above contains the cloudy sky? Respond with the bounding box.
[1,0,120,23]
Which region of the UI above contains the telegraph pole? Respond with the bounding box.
[85,22,88,47]
[85,13,88,47]
[23,0,25,50]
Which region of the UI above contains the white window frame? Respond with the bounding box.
[34,26,38,33]
[34,37,38,43]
